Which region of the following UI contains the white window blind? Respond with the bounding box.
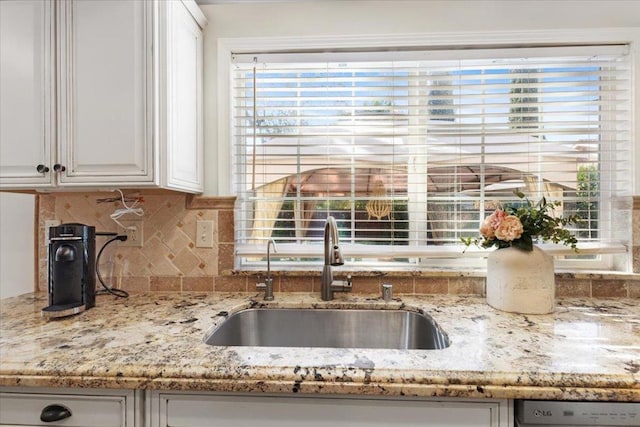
[232,45,632,270]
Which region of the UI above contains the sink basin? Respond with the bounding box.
[203,308,449,350]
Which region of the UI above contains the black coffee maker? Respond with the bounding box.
[42,223,128,319]
[42,223,97,319]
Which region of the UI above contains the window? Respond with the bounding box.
[232,45,632,271]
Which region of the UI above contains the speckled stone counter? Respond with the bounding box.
[0,292,638,402]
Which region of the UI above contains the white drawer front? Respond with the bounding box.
[0,392,126,427]
[160,393,503,427]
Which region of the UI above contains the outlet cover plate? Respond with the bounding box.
[119,220,143,247]
[196,220,214,248]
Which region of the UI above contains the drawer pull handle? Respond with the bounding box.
[40,404,72,422]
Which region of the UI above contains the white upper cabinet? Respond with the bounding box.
[57,0,152,186]
[158,0,206,192]
[0,0,55,187]
[0,0,207,193]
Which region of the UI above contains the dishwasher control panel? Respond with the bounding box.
[516,400,640,426]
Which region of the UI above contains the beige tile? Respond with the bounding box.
[151,255,182,276]
[116,249,153,277]
[150,276,181,292]
[629,281,640,298]
[139,194,169,218]
[142,236,171,264]
[632,211,640,245]
[183,276,214,292]
[163,226,192,254]
[147,197,185,226]
[217,243,235,272]
[449,277,484,295]
[159,218,184,244]
[38,259,48,292]
[179,210,199,244]
[143,237,181,276]
[215,275,247,292]
[555,278,591,298]
[633,246,640,274]
[38,194,56,218]
[172,247,201,276]
[121,276,150,293]
[349,276,379,294]
[381,277,413,294]
[414,278,448,294]
[592,280,628,298]
[193,246,218,276]
[217,210,235,243]
[58,194,115,233]
[280,276,312,292]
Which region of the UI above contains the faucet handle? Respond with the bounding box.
[256,276,274,301]
[330,275,352,294]
[256,274,266,290]
[382,283,393,302]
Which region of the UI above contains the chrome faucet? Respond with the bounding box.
[321,216,352,301]
[256,239,277,301]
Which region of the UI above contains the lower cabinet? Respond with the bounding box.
[0,387,142,427]
[147,391,513,427]
[0,387,512,427]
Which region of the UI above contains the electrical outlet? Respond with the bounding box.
[196,220,214,248]
[44,220,60,246]
[119,220,143,247]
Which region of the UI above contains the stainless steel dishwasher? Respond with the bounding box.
[516,400,640,426]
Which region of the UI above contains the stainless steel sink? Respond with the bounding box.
[203,308,449,350]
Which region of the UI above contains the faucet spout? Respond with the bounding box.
[324,216,344,266]
[267,238,277,275]
[256,239,277,300]
[321,216,351,301]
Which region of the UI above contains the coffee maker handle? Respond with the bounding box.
[55,245,75,262]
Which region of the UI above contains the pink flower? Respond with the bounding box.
[494,215,524,241]
[479,209,506,239]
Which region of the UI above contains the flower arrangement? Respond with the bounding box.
[463,191,581,252]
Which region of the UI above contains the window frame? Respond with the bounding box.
[215,29,639,273]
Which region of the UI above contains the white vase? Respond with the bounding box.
[486,245,555,314]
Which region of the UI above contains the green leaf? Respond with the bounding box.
[514,234,533,251]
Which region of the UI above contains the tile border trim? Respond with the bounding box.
[186,195,236,210]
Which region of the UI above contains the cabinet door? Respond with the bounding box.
[57,0,153,186]
[150,392,510,427]
[160,0,204,193]
[0,0,55,188]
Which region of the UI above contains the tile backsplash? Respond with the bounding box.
[37,192,639,298]
[38,192,220,292]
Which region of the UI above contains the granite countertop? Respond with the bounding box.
[0,292,638,402]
